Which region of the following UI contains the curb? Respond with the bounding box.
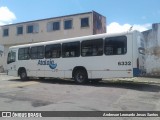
[0,73,7,75]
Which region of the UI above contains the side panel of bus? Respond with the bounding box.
[42,34,133,79]
[87,34,133,79]
[44,58,65,78]
[27,59,37,77]
[28,59,45,77]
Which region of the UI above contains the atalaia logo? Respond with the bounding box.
[38,59,57,69]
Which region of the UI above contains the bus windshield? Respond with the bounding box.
[7,51,16,64]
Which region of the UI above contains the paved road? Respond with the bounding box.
[0,74,160,120]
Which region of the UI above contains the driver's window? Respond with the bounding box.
[7,52,11,64]
[7,51,16,64]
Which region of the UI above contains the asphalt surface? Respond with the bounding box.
[0,74,160,120]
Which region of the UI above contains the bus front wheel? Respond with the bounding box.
[20,70,28,80]
[74,69,88,84]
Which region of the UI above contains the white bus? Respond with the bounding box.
[7,31,146,84]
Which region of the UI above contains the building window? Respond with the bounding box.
[27,25,33,33]
[81,17,89,27]
[104,36,127,55]
[17,26,23,35]
[30,46,44,59]
[27,24,39,33]
[47,21,60,32]
[53,21,60,31]
[64,20,72,29]
[45,44,61,58]
[3,28,9,37]
[62,41,80,58]
[81,39,103,57]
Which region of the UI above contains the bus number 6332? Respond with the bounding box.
[118,61,131,66]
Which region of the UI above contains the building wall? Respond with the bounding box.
[0,13,94,46]
[93,11,106,34]
[142,23,160,75]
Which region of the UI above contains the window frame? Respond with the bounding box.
[30,46,44,59]
[17,26,23,35]
[104,36,127,56]
[81,17,89,28]
[53,21,60,31]
[18,47,30,60]
[26,23,39,34]
[81,38,103,57]
[7,51,16,64]
[64,19,73,30]
[27,25,33,33]
[45,44,61,58]
[3,28,9,37]
[62,41,80,58]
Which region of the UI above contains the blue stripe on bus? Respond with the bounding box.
[133,68,140,77]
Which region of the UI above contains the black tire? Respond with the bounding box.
[74,69,88,84]
[20,70,28,80]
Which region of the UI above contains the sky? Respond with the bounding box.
[0,0,160,34]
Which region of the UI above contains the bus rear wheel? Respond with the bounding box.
[20,70,28,80]
[74,69,88,84]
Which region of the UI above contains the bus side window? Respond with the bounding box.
[104,36,127,55]
[45,44,61,58]
[37,46,44,59]
[81,39,103,57]
[18,47,30,60]
[31,46,44,59]
[62,41,80,58]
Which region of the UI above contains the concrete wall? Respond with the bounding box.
[0,13,94,46]
[143,23,160,75]
[93,11,106,34]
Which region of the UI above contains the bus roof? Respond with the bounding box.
[9,30,139,49]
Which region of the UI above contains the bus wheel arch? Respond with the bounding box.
[72,66,88,84]
[18,67,28,80]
